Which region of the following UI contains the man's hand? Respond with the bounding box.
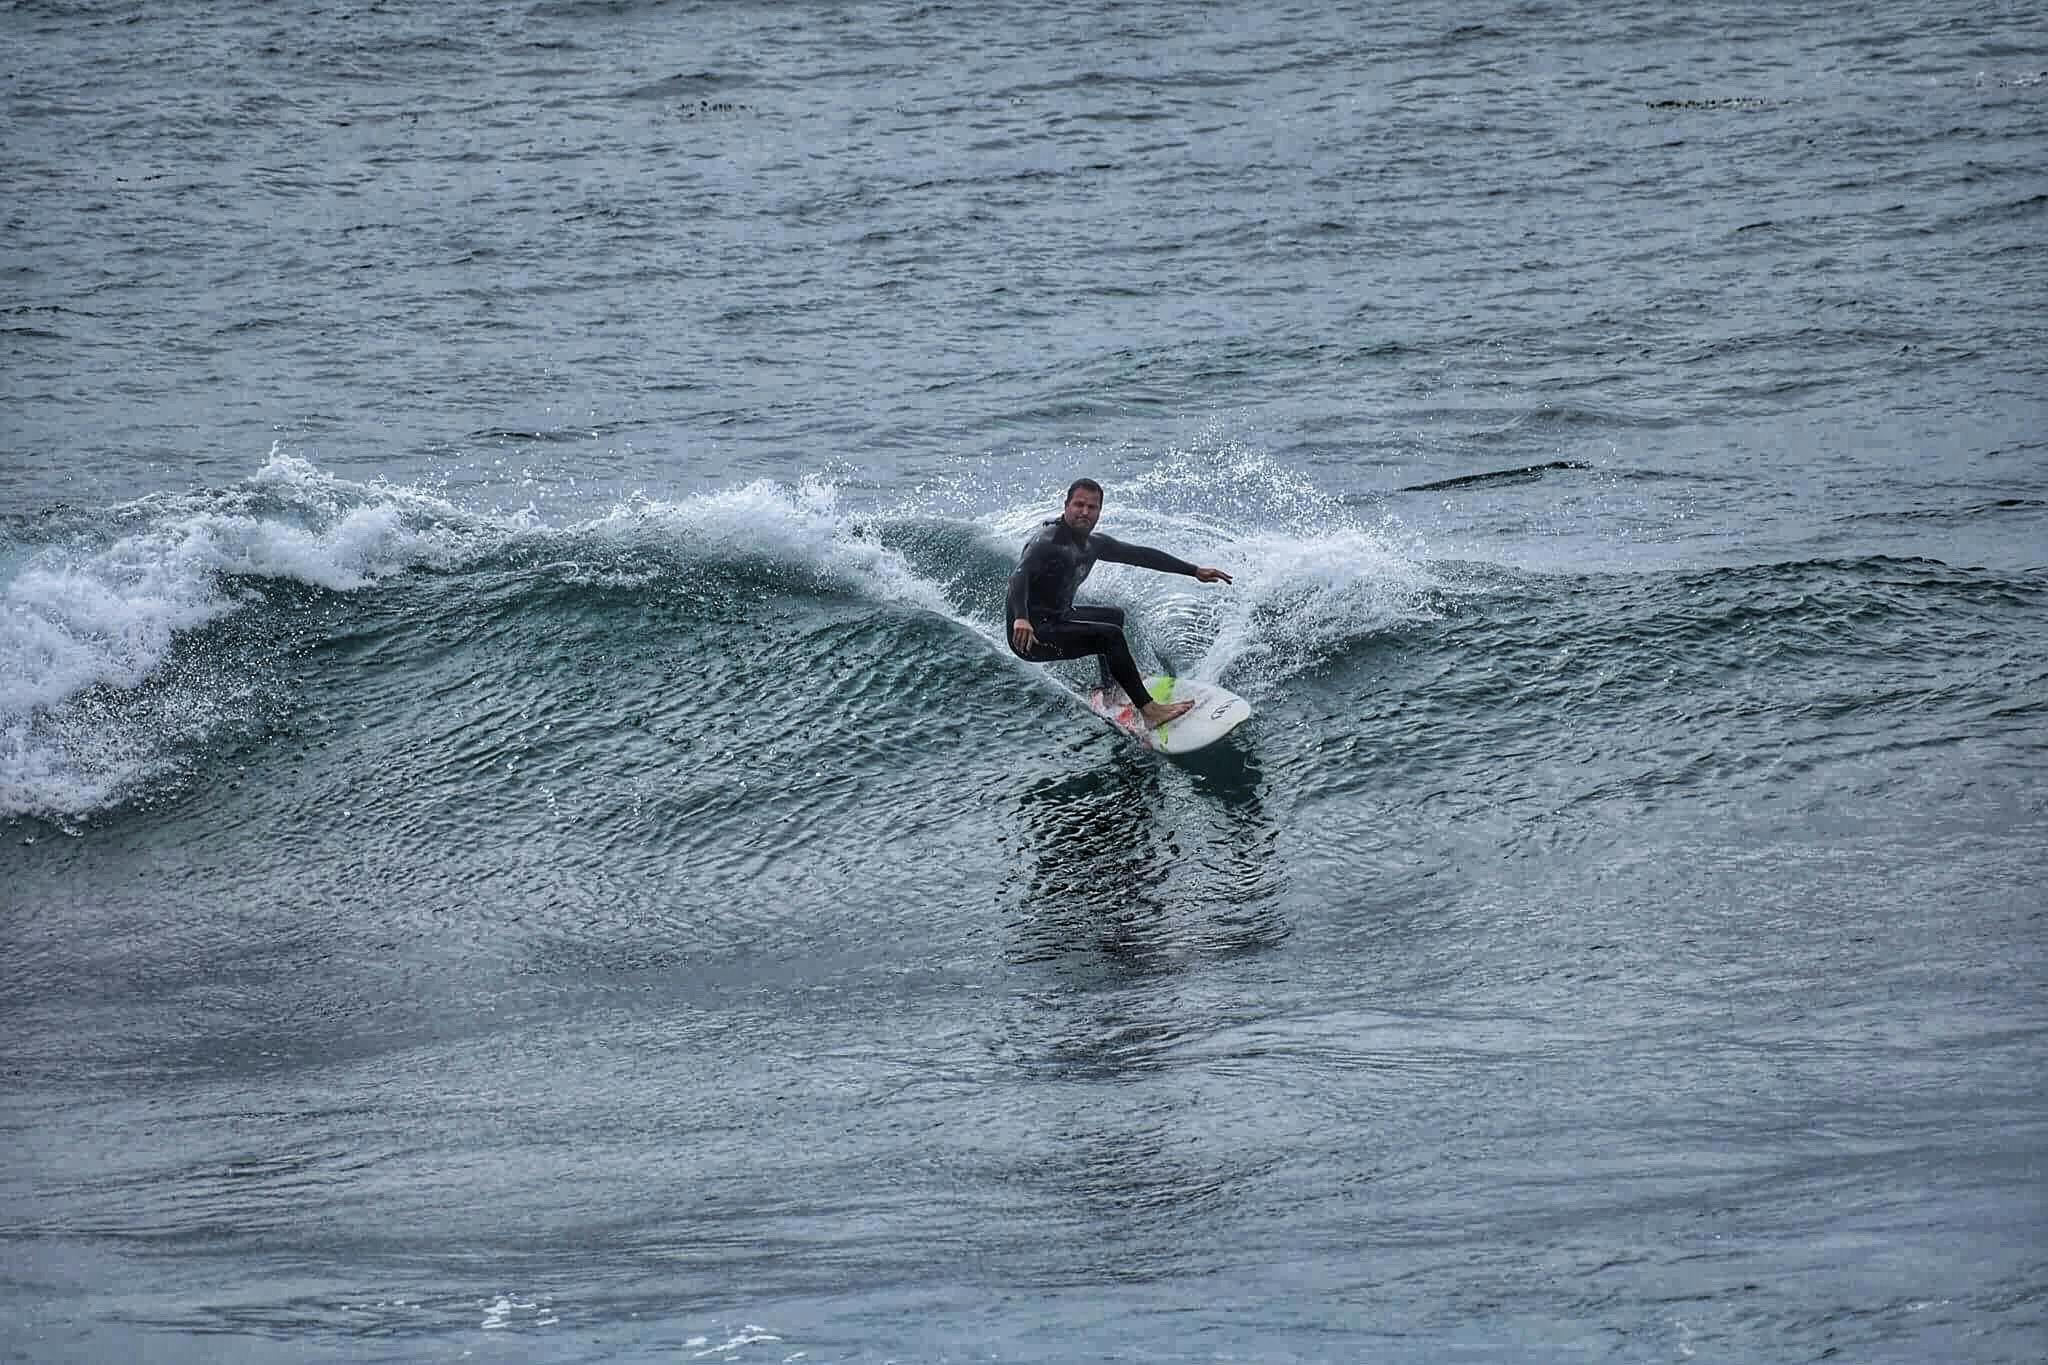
[1011,617,1039,652]
[1194,566,1233,584]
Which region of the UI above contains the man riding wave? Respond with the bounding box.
[1006,478,1233,729]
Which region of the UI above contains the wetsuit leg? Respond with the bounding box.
[1065,606,1126,696]
[1017,606,1153,707]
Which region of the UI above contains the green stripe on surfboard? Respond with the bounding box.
[1147,676,1175,745]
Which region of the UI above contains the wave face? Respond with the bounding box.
[2,448,1447,822]
[12,450,2031,834]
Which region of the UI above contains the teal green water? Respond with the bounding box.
[4,0,2045,1360]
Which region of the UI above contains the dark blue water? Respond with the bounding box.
[4,2,2045,1361]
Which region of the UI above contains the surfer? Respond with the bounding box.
[1007,478,1233,728]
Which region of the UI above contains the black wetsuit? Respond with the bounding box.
[1005,518,1200,707]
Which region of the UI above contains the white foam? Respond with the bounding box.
[1,461,996,819]
[1,449,484,820]
[974,443,1445,692]
[600,473,961,619]
[1187,527,1443,687]
[691,1324,783,1357]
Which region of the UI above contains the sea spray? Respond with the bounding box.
[593,473,963,621]
[969,437,1450,693]
[1,452,486,820]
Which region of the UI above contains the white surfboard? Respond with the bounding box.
[1086,674,1251,754]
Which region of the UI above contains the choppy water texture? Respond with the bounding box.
[4,1,2046,1361]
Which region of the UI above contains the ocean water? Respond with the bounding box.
[4,0,2045,1360]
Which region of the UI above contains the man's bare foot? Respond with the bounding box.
[1140,699,1194,728]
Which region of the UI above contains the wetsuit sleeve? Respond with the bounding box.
[1005,564,1030,622]
[1089,533,1199,578]
[1006,539,1048,621]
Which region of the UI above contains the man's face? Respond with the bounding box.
[1062,487,1102,534]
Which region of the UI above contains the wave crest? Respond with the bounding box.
[2,451,483,820]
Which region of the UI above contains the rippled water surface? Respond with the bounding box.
[4,1,2045,1361]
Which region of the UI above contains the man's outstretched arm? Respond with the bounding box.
[1092,533,1233,584]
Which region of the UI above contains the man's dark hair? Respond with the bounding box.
[1065,478,1103,503]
